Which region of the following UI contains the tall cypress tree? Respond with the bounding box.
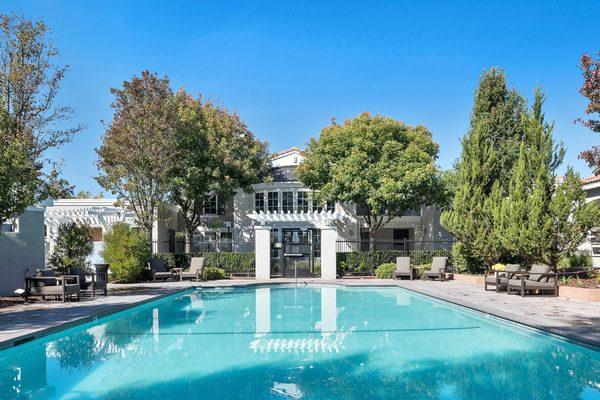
[441,68,526,269]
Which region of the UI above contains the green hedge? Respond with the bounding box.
[337,249,452,276]
[375,263,395,279]
[152,252,255,277]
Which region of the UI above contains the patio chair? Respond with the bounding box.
[423,257,452,281]
[180,257,205,282]
[71,265,108,297]
[148,258,179,282]
[393,257,413,280]
[507,264,558,297]
[484,264,521,292]
[25,269,81,302]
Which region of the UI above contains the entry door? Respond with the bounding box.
[282,229,314,278]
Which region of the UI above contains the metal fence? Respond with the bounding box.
[336,239,454,253]
[151,239,254,255]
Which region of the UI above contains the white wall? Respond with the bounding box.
[0,208,45,296]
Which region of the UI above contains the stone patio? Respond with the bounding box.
[0,279,598,350]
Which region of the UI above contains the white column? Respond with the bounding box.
[320,225,338,280]
[255,287,271,335]
[254,225,271,280]
[321,287,337,333]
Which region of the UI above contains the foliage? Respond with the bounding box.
[102,222,149,282]
[152,252,255,276]
[169,90,269,250]
[0,14,81,224]
[296,112,445,241]
[557,251,592,269]
[375,263,396,279]
[450,241,484,274]
[203,267,226,280]
[96,71,176,238]
[337,249,451,276]
[40,165,76,199]
[578,52,600,173]
[48,221,93,275]
[537,169,600,269]
[441,68,528,267]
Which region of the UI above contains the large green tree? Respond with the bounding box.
[296,112,444,242]
[48,221,94,275]
[96,71,177,240]
[441,68,527,268]
[0,14,81,224]
[169,90,269,251]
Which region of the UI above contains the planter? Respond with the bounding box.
[558,286,600,302]
[453,274,485,285]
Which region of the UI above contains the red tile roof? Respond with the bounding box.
[582,175,600,184]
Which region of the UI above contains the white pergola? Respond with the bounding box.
[247,210,341,226]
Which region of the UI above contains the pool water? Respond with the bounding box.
[1,285,598,399]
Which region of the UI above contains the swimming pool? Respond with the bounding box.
[1,285,598,399]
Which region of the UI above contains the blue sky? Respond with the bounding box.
[2,1,599,194]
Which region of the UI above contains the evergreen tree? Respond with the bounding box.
[441,68,526,269]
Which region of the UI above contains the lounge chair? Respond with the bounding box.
[423,257,452,281]
[71,265,108,297]
[393,257,413,280]
[484,264,521,292]
[180,257,205,282]
[25,269,81,302]
[507,264,558,297]
[148,258,179,282]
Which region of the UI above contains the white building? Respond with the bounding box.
[581,175,600,268]
[0,207,45,296]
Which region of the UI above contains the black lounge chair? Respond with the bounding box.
[423,257,452,281]
[393,257,413,280]
[180,257,204,282]
[507,264,558,297]
[71,265,108,297]
[25,269,81,302]
[484,264,521,292]
[148,258,179,282]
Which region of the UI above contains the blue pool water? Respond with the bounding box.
[0,285,598,399]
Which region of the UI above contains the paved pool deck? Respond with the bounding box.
[0,279,598,350]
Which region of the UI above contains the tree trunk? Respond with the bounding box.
[185,228,194,253]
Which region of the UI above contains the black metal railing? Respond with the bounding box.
[336,239,454,253]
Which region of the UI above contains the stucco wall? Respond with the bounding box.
[0,208,45,296]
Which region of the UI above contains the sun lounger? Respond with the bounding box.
[423,257,452,281]
[507,264,558,297]
[180,257,205,282]
[484,263,521,292]
[148,258,179,282]
[393,257,413,280]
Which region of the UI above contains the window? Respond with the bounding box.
[203,195,218,215]
[267,191,279,212]
[313,200,323,213]
[297,191,309,213]
[326,201,335,213]
[254,192,265,213]
[220,231,232,241]
[282,191,294,213]
[360,230,370,251]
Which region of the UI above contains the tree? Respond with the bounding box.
[578,52,600,174]
[0,14,81,224]
[102,222,149,283]
[96,71,176,241]
[41,165,76,199]
[538,169,600,270]
[441,68,527,268]
[296,112,444,242]
[48,221,93,275]
[169,90,269,251]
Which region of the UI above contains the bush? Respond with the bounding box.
[102,223,149,283]
[48,222,94,275]
[375,263,396,279]
[451,242,484,274]
[557,251,592,269]
[152,252,255,276]
[337,249,451,276]
[203,267,226,280]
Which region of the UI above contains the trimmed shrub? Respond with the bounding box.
[48,221,94,275]
[151,252,255,276]
[557,252,592,269]
[451,241,484,274]
[102,223,149,283]
[375,263,395,279]
[204,267,226,280]
[337,249,452,276]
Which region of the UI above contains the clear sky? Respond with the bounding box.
[2,1,599,194]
